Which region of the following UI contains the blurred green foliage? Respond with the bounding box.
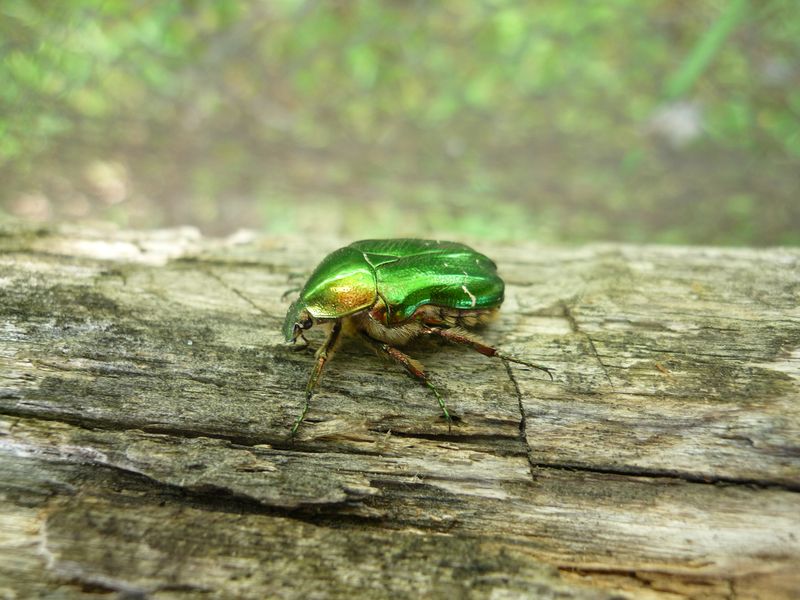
[1,0,799,244]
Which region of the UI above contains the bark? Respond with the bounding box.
[1,224,798,599]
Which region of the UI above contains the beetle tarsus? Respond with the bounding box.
[428,381,452,432]
[495,352,554,380]
[290,399,309,437]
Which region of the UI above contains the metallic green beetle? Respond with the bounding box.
[283,239,552,434]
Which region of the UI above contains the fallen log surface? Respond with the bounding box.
[1,225,798,599]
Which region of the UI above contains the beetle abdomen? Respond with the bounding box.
[353,303,499,346]
[426,305,499,328]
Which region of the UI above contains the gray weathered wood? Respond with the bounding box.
[1,224,798,599]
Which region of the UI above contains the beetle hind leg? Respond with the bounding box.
[357,332,453,428]
[421,326,553,380]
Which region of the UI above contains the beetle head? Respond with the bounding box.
[283,300,314,343]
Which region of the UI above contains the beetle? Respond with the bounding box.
[282,239,552,434]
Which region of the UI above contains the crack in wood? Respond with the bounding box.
[4,402,799,492]
[201,267,272,317]
[561,300,615,389]
[528,460,800,493]
[366,428,520,444]
[0,406,274,447]
[503,359,538,483]
[558,565,732,599]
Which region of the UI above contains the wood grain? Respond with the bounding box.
[1,225,798,599]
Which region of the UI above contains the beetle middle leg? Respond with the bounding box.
[357,332,453,428]
[292,320,343,436]
[281,286,303,302]
[421,326,554,380]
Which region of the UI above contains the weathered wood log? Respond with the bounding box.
[1,224,798,599]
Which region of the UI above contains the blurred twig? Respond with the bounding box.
[663,0,749,101]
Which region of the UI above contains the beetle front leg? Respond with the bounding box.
[357,332,453,428]
[421,326,553,380]
[292,320,343,436]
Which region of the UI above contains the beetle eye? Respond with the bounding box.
[301,317,313,330]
